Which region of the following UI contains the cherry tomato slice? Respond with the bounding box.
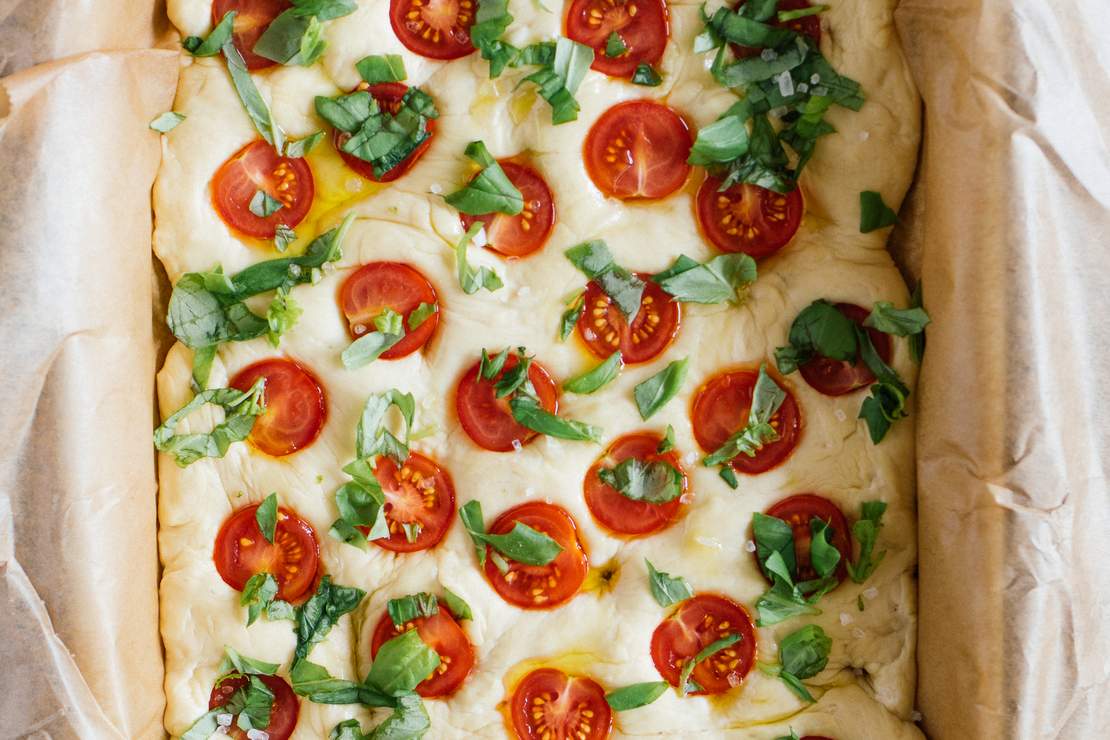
[691,368,802,475]
[455,355,560,452]
[389,0,476,60]
[483,502,589,610]
[650,593,757,695]
[584,100,693,200]
[575,273,680,364]
[798,303,893,396]
[363,453,456,553]
[212,0,289,72]
[509,667,613,740]
[583,431,687,536]
[339,262,440,360]
[731,0,822,59]
[696,175,804,259]
[333,82,437,183]
[459,161,556,258]
[565,0,669,78]
[229,358,327,457]
[761,494,852,585]
[209,673,299,740]
[213,503,321,603]
[212,140,315,239]
[370,603,475,697]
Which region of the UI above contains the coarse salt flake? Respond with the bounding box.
[797,82,809,94]
[810,73,821,85]
[863,587,879,600]
[839,612,853,626]
[525,486,535,496]
[583,328,597,341]
[683,451,698,465]
[775,71,795,97]
[511,439,523,452]
[834,408,847,422]
[744,540,757,553]
[246,730,270,740]
[429,183,443,194]
[852,627,866,639]
[859,130,871,142]
[216,714,233,727]
[761,48,778,61]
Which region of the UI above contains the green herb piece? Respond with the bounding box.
[354,389,415,465]
[856,329,910,443]
[751,511,838,626]
[253,0,358,66]
[846,500,887,583]
[654,253,757,304]
[808,519,841,578]
[459,499,564,566]
[688,111,749,166]
[599,457,683,504]
[631,63,662,86]
[241,572,280,626]
[706,6,795,48]
[773,730,802,740]
[859,191,898,232]
[294,576,367,661]
[471,0,518,77]
[458,500,489,565]
[563,351,623,394]
[219,646,279,676]
[658,425,675,453]
[273,224,296,252]
[266,287,301,346]
[645,559,693,607]
[865,300,931,337]
[454,222,504,295]
[509,394,602,442]
[362,692,430,738]
[223,42,284,152]
[774,299,858,374]
[150,111,185,133]
[479,347,511,380]
[185,665,277,739]
[153,379,266,466]
[290,659,391,706]
[679,634,742,696]
[719,466,739,488]
[284,131,324,158]
[558,290,586,341]
[329,476,387,550]
[408,302,438,330]
[522,37,595,124]
[605,32,627,58]
[703,364,785,466]
[771,624,831,702]
[605,681,668,711]
[183,11,236,56]
[565,240,645,322]
[255,493,278,542]
[342,309,406,369]
[357,54,407,83]
[388,592,439,627]
[442,588,473,620]
[445,140,524,215]
[779,4,828,22]
[250,190,284,218]
[367,629,442,696]
[634,358,688,420]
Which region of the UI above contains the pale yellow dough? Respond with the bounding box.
[155,0,922,737]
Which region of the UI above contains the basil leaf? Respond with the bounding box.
[523,37,595,124]
[565,239,617,278]
[458,500,488,565]
[779,4,828,22]
[776,299,859,373]
[357,54,407,83]
[755,582,822,626]
[222,42,284,152]
[471,0,516,77]
[153,379,267,467]
[284,131,324,158]
[387,592,439,627]
[753,512,797,581]
[366,629,441,696]
[474,522,563,566]
[250,190,284,218]
[596,268,646,323]
[859,190,898,233]
[290,659,395,707]
[253,10,314,64]
[455,222,504,294]
[255,493,278,542]
[367,692,430,739]
[634,358,689,420]
[184,11,236,56]
[605,32,627,58]
[342,309,405,368]
[294,0,359,21]
[657,425,675,453]
[441,588,473,620]
[654,253,757,304]
[445,140,524,215]
[329,478,387,550]
[708,7,795,48]
[563,351,622,394]
[241,573,278,626]
[219,646,279,676]
[808,518,841,579]
[218,675,275,732]
[773,731,802,740]
[779,623,831,683]
[316,91,376,134]
[865,300,931,337]
[558,291,585,341]
[719,465,739,489]
[181,709,227,739]
[645,559,693,607]
[354,389,414,464]
[857,329,910,443]
[704,365,785,466]
[493,349,532,399]
[688,112,749,166]
[480,347,511,380]
[265,287,301,347]
[599,457,682,504]
[294,576,367,661]
[846,500,887,583]
[679,634,742,695]
[149,111,185,132]
[605,681,668,711]
[509,394,602,442]
[631,63,662,86]
[408,302,438,330]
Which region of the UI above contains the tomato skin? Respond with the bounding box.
[483,502,589,610]
[229,358,327,457]
[455,355,560,452]
[389,0,476,60]
[459,161,557,258]
[695,176,804,259]
[339,262,440,360]
[212,140,315,239]
[761,494,852,586]
[575,273,680,364]
[584,100,693,200]
[334,82,437,183]
[691,368,802,475]
[213,504,321,604]
[565,0,669,78]
[731,0,822,59]
[583,432,687,536]
[209,673,300,740]
[799,303,893,396]
[509,668,613,740]
[212,0,289,72]
[650,593,757,696]
[370,604,475,697]
[364,453,456,553]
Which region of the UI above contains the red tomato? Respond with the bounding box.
[483,502,589,609]
[212,0,289,72]
[365,453,456,553]
[565,0,669,78]
[799,303,893,396]
[213,503,320,603]
[584,100,693,200]
[229,358,327,457]
[761,494,852,585]
[455,355,560,452]
[334,82,437,183]
[509,668,613,740]
[650,594,757,695]
[583,432,687,536]
[459,161,556,258]
[339,262,440,359]
[575,273,680,364]
[212,140,315,239]
[209,673,299,740]
[731,0,822,59]
[696,176,804,258]
[388,0,476,60]
[691,368,802,475]
[370,604,475,697]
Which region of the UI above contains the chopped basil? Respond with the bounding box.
[779,4,828,22]
[294,576,367,661]
[445,140,524,215]
[522,37,595,124]
[454,222,504,294]
[654,253,757,304]
[493,349,532,398]
[856,328,910,443]
[703,364,785,467]
[284,131,324,158]
[223,42,284,152]
[558,290,585,341]
[774,730,802,740]
[408,302,438,330]
[510,394,602,442]
[458,499,564,567]
[255,493,278,542]
[290,659,394,706]
[633,357,689,420]
[752,508,839,626]
[764,624,831,702]
[645,559,693,607]
[774,299,858,374]
[631,63,662,86]
[679,634,742,695]
[360,692,430,738]
[846,500,887,583]
[153,379,266,466]
[565,240,645,322]
[357,54,406,84]
[342,309,405,369]
[471,0,517,77]
[708,6,795,48]
[273,224,296,252]
[754,512,796,580]
[241,572,279,626]
[563,351,622,394]
[808,519,841,578]
[605,32,627,58]
[458,500,489,565]
[719,466,739,489]
[388,592,439,627]
[688,111,749,166]
[367,629,442,695]
[266,287,301,346]
[859,190,899,232]
[865,300,931,337]
[354,389,415,464]
[189,675,274,737]
[250,190,284,218]
[442,588,473,620]
[479,347,510,380]
[605,681,668,711]
[599,457,682,504]
[220,646,279,676]
[329,477,388,549]
[658,425,675,453]
[254,0,357,66]
[149,111,185,132]
[183,11,236,56]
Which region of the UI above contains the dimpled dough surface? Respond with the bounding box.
[155,0,923,737]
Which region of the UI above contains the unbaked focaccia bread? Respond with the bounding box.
[153,0,924,737]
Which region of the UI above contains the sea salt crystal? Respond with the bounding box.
[246,730,270,740]
[863,587,879,600]
[761,48,778,62]
[810,73,821,85]
[512,439,523,452]
[695,535,723,550]
[775,71,795,97]
[216,714,233,727]
[859,130,871,142]
[812,85,829,96]
[525,487,535,496]
[744,540,757,553]
[852,627,866,639]
[583,328,597,341]
[429,183,443,194]
[797,82,809,94]
[352,323,367,335]
[288,264,302,277]
[839,612,853,626]
[834,408,847,422]
[683,451,698,465]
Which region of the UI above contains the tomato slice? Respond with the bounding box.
[455,355,560,452]
[229,358,327,457]
[583,100,693,200]
[798,303,893,396]
[575,273,680,364]
[459,161,556,258]
[650,593,757,695]
[339,262,440,359]
[583,432,687,536]
[364,453,456,553]
[731,0,821,59]
[565,0,669,78]
[388,0,476,60]
[696,175,804,259]
[483,502,589,609]
[212,0,289,72]
[333,82,437,183]
[209,673,299,740]
[212,140,315,239]
[509,667,613,740]
[213,503,321,603]
[370,603,475,697]
[691,368,802,475]
[761,494,852,585]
